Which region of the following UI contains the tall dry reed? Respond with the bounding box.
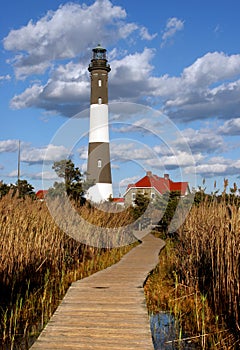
[177,198,240,347]
[0,193,135,349]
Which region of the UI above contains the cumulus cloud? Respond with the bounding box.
[7,170,19,178]
[4,0,240,125]
[11,48,155,116]
[145,150,200,170]
[3,0,142,79]
[153,51,240,121]
[161,17,184,47]
[0,139,19,153]
[140,27,157,41]
[111,118,159,134]
[175,128,226,153]
[21,144,71,164]
[77,146,88,160]
[9,49,240,122]
[109,48,154,101]
[0,75,11,81]
[218,118,240,135]
[31,171,59,180]
[119,175,141,188]
[110,142,154,162]
[185,156,240,178]
[187,156,240,178]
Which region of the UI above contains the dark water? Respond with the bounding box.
[150,312,197,349]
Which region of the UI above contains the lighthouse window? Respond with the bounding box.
[98,97,102,104]
[98,79,102,87]
[97,159,102,168]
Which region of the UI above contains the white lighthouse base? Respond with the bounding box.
[86,183,113,203]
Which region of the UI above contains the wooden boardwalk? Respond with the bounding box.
[31,233,165,350]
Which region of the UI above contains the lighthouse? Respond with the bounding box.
[86,45,113,202]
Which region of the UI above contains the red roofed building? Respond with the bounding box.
[124,171,190,206]
[36,190,48,201]
[112,197,124,204]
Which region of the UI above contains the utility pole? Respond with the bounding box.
[17,140,20,184]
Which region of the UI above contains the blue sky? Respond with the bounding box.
[1,0,240,196]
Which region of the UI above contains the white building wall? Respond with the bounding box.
[86,183,113,203]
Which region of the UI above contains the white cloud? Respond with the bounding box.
[7,170,18,178]
[110,142,153,161]
[78,146,88,160]
[218,117,240,135]
[3,0,143,79]
[10,49,240,122]
[111,118,156,134]
[0,74,11,81]
[4,0,240,125]
[0,139,19,153]
[119,175,140,188]
[182,51,240,87]
[110,48,154,82]
[21,144,71,164]
[11,85,43,110]
[152,52,240,121]
[175,128,226,153]
[161,17,184,47]
[146,150,200,169]
[10,61,90,116]
[11,48,155,116]
[140,27,157,41]
[185,156,240,177]
[109,48,154,101]
[31,171,58,180]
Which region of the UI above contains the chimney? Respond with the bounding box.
[164,173,169,180]
[146,171,152,177]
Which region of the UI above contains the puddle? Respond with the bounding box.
[150,312,197,349]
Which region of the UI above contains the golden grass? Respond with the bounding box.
[145,197,240,349]
[0,193,135,349]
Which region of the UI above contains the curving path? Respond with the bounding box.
[31,233,165,350]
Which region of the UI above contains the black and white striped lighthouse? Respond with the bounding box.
[86,45,113,202]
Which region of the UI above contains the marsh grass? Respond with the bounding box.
[0,193,135,349]
[145,195,240,349]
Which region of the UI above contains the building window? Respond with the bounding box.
[151,193,155,199]
[132,193,136,200]
[98,79,102,87]
[98,97,102,104]
[97,159,102,168]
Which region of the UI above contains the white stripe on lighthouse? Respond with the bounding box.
[89,104,109,143]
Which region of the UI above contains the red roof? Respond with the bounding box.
[125,172,189,196]
[112,197,124,203]
[36,190,48,199]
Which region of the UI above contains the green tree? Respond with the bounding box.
[132,192,150,220]
[52,160,82,186]
[14,179,35,198]
[47,181,65,198]
[51,159,84,203]
[157,191,181,234]
[0,181,10,198]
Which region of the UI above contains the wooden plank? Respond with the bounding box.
[30,233,165,350]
